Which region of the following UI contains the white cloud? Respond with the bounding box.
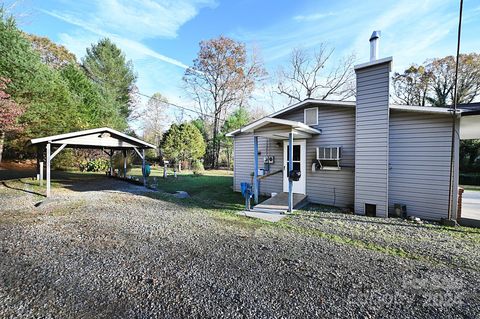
[347,0,457,70]
[39,0,214,133]
[41,9,191,69]
[95,0,216,39]
[293,12,335,22]
[46,0,216,40]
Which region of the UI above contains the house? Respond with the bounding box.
[227,31,480,221]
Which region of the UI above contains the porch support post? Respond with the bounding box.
[253,135,259,204]
[123,150,127,178]
[46,142,51,197]
[142,148,146,187]
[288,132,293,212]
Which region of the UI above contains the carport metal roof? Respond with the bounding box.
[30,127,156,197]
[30,127,156,150]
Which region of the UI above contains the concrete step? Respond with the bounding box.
[253,192,308,213]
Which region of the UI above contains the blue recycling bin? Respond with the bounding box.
[241,182,253,210]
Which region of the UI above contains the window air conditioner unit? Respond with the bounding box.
[313,146,342,171]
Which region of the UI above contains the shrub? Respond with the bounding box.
[192,159,204,175]
[80,158,109,172]
[52,149,76,171]
[112,152,133,171]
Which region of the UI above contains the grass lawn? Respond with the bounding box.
[461,185,480,191]
[129,167,248,210]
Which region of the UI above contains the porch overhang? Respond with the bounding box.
[227,117,321,139]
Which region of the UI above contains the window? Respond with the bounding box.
[286,145,301,172]
[304,107,318,126]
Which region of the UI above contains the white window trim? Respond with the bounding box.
[304,107,318,126]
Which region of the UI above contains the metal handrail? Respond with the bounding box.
[258,169,283,180]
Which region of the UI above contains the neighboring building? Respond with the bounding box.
[227,32,480,221]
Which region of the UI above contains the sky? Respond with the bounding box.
[7,0,480,129]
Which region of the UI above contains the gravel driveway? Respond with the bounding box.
[0,175,479,318]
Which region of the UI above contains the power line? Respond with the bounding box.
[137,91,225,122]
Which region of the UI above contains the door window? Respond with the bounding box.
[287,145,301,171]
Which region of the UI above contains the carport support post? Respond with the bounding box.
[288,132,293,212]
[123,150,127,178]
[46,142,51,197]
[39,162,43,186]
[142,149,146,187]
[109,150,113,176]
[253,135,259,204]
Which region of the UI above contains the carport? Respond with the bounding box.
[30,127,156,197]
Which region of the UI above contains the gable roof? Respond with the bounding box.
[227,98,479,137]
[270,99,355,118]
[30,127,156,149]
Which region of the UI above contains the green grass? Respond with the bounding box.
[461,185,480,191]
[129,168,247,210]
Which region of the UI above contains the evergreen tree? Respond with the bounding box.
[161,123,206,167]
[82,38,137,122]
[220,107,250,168]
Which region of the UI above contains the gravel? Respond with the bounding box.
[1,176,479,318]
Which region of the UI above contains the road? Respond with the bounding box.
[462,190,480,220]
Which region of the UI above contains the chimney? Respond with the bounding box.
[369,30,381,61]
[353,31,392,218]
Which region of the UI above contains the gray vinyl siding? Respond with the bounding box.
[277,106,355,208]
[388,110,460,220]
[233,133,283,195]
[354,62,391,217]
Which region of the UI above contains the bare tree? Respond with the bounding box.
[141,93,169,157]
[277,45,356,103]
[183,36,266,168]
[392,65,431,106]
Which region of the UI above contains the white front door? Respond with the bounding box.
[283,139,306,194]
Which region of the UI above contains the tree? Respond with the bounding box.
[61,63,127,129]
[82,38,137,121]
[161,122,206,169]
[426,54,480,106]
[183,36,266,168]
[425,56,456,106]
[392,65,431,106]
[277,45,356,103]
[392,53,480,177]
[0,9,80,152]
[0,10,140,163]
[25,34,77,68]
[220,107,250,168]
[0,78,23,162]
[394,54,480,107]
[460,139,480,171]
[142,93,169,157]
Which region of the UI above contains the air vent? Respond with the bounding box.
[304,107,318,126]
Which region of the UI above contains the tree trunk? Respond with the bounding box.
[211,113,219,169]
[0,131,4,164]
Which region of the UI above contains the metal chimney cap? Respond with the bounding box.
[370,30,381,41]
